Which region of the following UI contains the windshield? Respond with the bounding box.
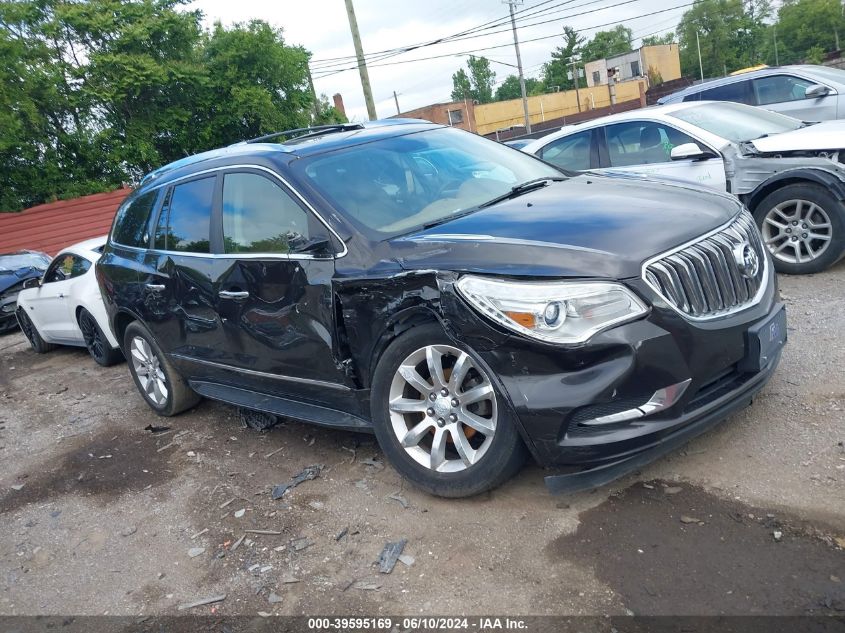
[668,102,805,143]
[295,126,563,238]
[0,252,50,272]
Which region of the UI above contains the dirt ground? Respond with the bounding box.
[0,263,843,618]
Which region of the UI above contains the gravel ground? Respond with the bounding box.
[0,262,843,617]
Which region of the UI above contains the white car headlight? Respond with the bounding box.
[455,275,648,345]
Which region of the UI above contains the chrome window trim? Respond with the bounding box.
[110,164,347,259]
[170,353,352,392]
[640,209,769,322]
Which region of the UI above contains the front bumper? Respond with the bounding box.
[442,266,784,493]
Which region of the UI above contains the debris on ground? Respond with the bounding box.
[663,486,683,495]
[353,581,381,591]
[291,537,313,552]
[188,547,205,558]
[238,407,279,432]
[335,527,349,542]
[308,501,324,510]
[680,515,701,524]
[244,529,282,535]
[177,594,226,611]
[268,592,283,604]
[377,539,407,574]
[10,484,24,491]
[120,526,137,537]
[280,574,300,584]
[234,509,246,518]
[218,497,235,509]
[398,554,415,567]
[387,493,409,509]
[264,447,284,459]
[360,458,383,470]
[773,530,783,541]
[144,424,170,433]
[271,464,323,500]
[230,534,246,551]
[190,528,208,540]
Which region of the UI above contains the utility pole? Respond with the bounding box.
[773,25,779,65]
[306,63,319,121]
[344,0,377,120]
[393,91,401,115]
[695,31,704,81]
[505,0,531,133]
[571,58,582,112]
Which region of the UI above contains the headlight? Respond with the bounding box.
[455,275,648,345]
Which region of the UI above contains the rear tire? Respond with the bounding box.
[124,321,200,416]
[370,323,527,498]
[753,183,845,274]
[78,308,122,367]
[16,308,55,353]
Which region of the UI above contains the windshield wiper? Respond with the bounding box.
[478,177,566,209]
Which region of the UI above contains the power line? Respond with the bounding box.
[312,1,702,79]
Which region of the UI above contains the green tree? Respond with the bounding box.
[0,0,319,212]
[494,75,543,101]
[580,25,633,63]
[542,26,584,91]
[773,0,845,64]
[450,56,496,103]
[313,94,348,125]
[642,32,676,46]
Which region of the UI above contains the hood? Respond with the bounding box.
[750,120,845,153]
[390,174,740,279]
[0,267,43,295]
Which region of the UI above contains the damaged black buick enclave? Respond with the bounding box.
[96,120,786,497]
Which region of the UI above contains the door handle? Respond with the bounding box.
[218,290,250,300]
[145,284,165,292]
[58,293,64,298]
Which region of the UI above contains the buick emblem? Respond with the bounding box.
[733,241,759,278]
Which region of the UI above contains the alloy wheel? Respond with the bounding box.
[79,312,104,362]
[387,344,497,473]
[17,310,36,347]
[762,199,833,264]
[130,336,168,406]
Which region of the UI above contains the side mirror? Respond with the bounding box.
[805,83,831,98]
[670,142,718,161]
[22,277,40,289]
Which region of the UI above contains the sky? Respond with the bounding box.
[191,0,685,122]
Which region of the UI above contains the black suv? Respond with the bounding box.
[97,120,786,497]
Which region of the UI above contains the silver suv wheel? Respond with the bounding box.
[762,199,833,264]
[387,344,497,473]
[130,335,168,406]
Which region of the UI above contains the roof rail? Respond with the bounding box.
[244,123,365,144]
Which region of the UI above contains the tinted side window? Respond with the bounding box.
[539,130,593,171]
[44,254,90,283]
[698,80,753,105]
[222,173,311,254]
[155,177,215,253]
[753,75,815,105]
[606,121,700,167]
[112,190,157,247]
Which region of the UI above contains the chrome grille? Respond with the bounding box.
[644,211,767,319]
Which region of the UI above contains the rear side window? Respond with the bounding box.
[753,75,815,105]
[112,190,157,248]
[697,80,754,105]
[154,177,215,253]
[222,172,311,254]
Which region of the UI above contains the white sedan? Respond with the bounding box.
[523,101,845,274]
[15,237,122,366]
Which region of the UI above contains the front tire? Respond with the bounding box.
[16,308,55,353]
[753,183,845,274]
[78,308,122,367]
[370,323,527,498]
[124,321,200,416]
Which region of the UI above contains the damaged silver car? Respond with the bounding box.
[522,101,845,274]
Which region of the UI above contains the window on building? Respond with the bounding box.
[630,60,640,76]
[592,70,601,85]
[447,109,464,124]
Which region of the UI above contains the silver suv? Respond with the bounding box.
[658,65,845,121]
